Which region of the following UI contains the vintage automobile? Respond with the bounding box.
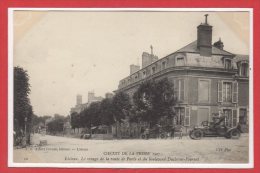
[80,130,91,139]
[189,115,241,140]
[140,124,172,139]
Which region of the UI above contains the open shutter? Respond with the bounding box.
[232,109,238,127]
[232,82,238,103]
[237,62,241,76]
[180,79,184,101]
[173,79,178,101]
[218,81,223,102]
[184,107,190,126]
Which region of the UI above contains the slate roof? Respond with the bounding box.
[176,40,234,56]
[233,54,249,62]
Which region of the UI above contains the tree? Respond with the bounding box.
[83,101,102,127]
[112,92,132,122]
[133,78,175,126]
[99,98,115,125]
[71,112,80,130]
[14,67,33,144]
[46,115,66,135]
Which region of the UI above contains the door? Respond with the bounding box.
[197,107,209,126]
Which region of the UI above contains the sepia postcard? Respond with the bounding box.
[8,8,253,168]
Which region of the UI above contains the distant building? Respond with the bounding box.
[70,91,104,114]
[76,94,82,105]
[105,92,114,99]
[88,91,103,104]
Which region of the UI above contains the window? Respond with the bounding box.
[175,107,185,125]
[223,82,232,102]
[176,57,185,66]
[239,108,247,125]
[223,109,238,127]
[152,66,156,74]
[218,81,238,103]
[174,107,190,126]
[224,59,232,69]
[135,75,138,81]
[142,71,146,78]
[223,109,232,127]
[162,61,166,70]
[240,63,249,77]
[174,79,185,101]
[198,80,210,102]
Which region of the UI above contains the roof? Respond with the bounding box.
[176,40,234,56]
[233,54,249,62]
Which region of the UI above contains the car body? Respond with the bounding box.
[140,124,173,139]
[80,131,91,139]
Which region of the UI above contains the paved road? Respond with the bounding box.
[13,133,249,164]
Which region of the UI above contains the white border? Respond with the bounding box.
[8,8,254,168]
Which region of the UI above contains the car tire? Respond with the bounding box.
[230,129,241,139]
[160,133,166,139]
[141,134,146,139]
[189,130,195,139]
[190,130,203,140]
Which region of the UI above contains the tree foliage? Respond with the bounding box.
[14,67,33,134]
[112,92,131,122]
[46,116,66,135]
[70,92,132,128]
[133,78,175,126]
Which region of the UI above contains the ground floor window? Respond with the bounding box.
[223,109,238,127]
[174,107,190,126]
[239,108,247,125]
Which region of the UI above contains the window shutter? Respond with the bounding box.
[232,82,238,103]
[180,79,185,101]
[232,109,238,127]
[237,62,241,76]
[173,79,178,101]
[184,107,190,126]
[218,81,223,102]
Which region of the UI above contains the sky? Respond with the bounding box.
[13,10,250,116]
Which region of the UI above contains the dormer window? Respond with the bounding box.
[152,66,156,74]
[142,71,146,78]
[176,57,185,66]
[240,62,249,77]
[224,59,232,70]
[162,61,166,70]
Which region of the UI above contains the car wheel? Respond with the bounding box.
[230,129,241,139]
[191,130,203,140]
[141,134,146,139]
[189,130,195,139]
[160,133,166,139]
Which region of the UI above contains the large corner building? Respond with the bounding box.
[116,15,249,131]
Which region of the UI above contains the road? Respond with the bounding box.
[13,133,249,164]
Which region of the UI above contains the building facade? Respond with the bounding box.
[116,15,249,131]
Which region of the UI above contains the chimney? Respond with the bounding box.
[213,38,224,50]
[197,14,213,57]
[88,91,95,103]
[76,94,82,105]
[130,64,140,75]
[142,45,158,68]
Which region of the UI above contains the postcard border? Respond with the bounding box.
[7,8,254,169]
